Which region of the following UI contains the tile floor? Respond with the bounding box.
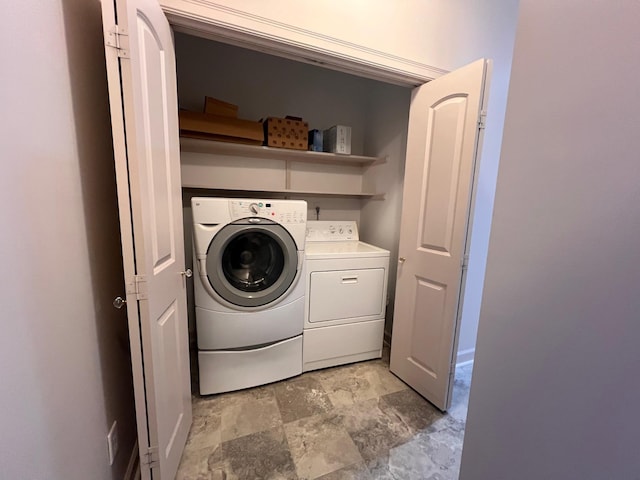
[177,354,473,480]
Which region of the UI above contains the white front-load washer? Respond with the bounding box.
[192,197,307,394]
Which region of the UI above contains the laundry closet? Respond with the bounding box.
[176,33,412,343]
[100,1,490,477]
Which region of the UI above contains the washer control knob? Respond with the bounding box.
[249,203,260,215]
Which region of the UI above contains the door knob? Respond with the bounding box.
[181,268,193,278]
[113,296,126,309]
[398,257,406,264]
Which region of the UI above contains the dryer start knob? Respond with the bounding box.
[249,203,260,214]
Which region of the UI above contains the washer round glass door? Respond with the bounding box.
[205,219,299,307]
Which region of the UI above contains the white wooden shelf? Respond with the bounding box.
[180,137,386,166]
[180,137,385,198]
[181,185,384,199]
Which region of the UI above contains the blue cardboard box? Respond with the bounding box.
[308,129,323,152]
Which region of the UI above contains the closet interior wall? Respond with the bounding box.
[174,33,411,343]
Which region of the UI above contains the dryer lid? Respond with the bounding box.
[305,241,390,259]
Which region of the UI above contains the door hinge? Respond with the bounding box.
[105,25,130,58]
[461,254,470,271]
[478,110,488,129]
[126,275,148,300]
[141,446,159,469]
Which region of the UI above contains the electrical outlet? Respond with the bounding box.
[107,421,119,466]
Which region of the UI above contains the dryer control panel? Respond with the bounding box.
[229,200,306,224]
[306,221,359,241]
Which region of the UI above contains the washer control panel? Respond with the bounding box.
[229,200,306,224]
[306,221,359,241]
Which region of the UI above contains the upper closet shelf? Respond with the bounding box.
[181,186,384,199]
[180,137,386,166]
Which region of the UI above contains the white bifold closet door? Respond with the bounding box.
[391,59,490,412]
[101,0,192,478]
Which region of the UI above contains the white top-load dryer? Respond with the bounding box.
[303,221,390,372]
[192,197,307,394]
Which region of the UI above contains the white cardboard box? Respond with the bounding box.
[323,125,351,154]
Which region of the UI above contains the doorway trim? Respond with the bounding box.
[159,0,448,86]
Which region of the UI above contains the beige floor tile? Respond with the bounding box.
[273,375,333,423]
[316,365,379,407]
[314,462,372,480]
[338,398,414,464]
[284,413,363,480]
[220,391,282,441]
[185,410,222,452]
[362,362,409,397]
[176,444,218,480]
[209,426,297,479]
[379,388,443,434]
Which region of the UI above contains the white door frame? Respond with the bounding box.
[151,7,488,378]
[448,61,493,383]
[156,3,489,374]
[158,0,448,87]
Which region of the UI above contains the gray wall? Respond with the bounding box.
[174,35,412,339]
[360,83,411,341]
[174,33,378,224]
[461,2,640,478]
[449,2,520,364]
[0,1,137,478]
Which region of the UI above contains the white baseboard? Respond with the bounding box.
[456,348,475,367]
[124,440,140,480]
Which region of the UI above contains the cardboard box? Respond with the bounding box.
[323,125,352,154]
[308,129,323,152]
[203,96,238,118]
[263,116,309,150]
[179,110,263,145]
